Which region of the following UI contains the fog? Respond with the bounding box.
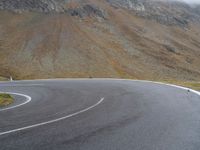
[154,0,200,4]
[182,0,200,4]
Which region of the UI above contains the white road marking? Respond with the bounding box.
[129,80,200,96]
[153,82,200,96]
[3,78,199,96]
[0,97,104,136]
[96,78,200,96]
[79,78,200,96]
[0,78,199,136]
[0,92,31,112]
[12,78,200,96]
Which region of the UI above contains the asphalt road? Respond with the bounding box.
[0,79,200,150]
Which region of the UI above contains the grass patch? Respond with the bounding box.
[0,93,14,107]
[178,82,200,91]
[0,76,8,81]
[0,76,9,81]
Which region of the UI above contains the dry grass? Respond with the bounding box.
[162,80,200,91]
[177,82,200,91]
[0,76,8,81]
[0,94,14,107]
[0,4,200,81]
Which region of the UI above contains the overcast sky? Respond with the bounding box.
[182,0,200,4]
[157,0,200,4]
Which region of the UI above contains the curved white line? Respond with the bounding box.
[0,92,31,112]
[0,97,104,136]
[0,79,199,136]
[148,81,200,96]
[75,78,200,96]
[12,78,200,96]
[119,79,200,96]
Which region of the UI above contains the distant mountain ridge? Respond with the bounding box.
[1,0,200,26]
[107,0,200,27]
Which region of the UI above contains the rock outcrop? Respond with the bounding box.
[0,0,64,12]
[107,0,200,27]
[67,4,106,18]
[1,0,200,26]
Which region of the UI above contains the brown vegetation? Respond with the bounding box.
[0,0,200,82]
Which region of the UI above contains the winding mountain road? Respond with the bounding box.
[0,79,200,150]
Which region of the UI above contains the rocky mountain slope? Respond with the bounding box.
[0,0,200,81]
[0,0,64,12]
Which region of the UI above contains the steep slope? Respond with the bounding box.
[0,0,200,81]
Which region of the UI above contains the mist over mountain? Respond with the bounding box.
[182,0,200,4]
[0,0,200,81]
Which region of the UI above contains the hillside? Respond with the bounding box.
[0,0,200,81]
